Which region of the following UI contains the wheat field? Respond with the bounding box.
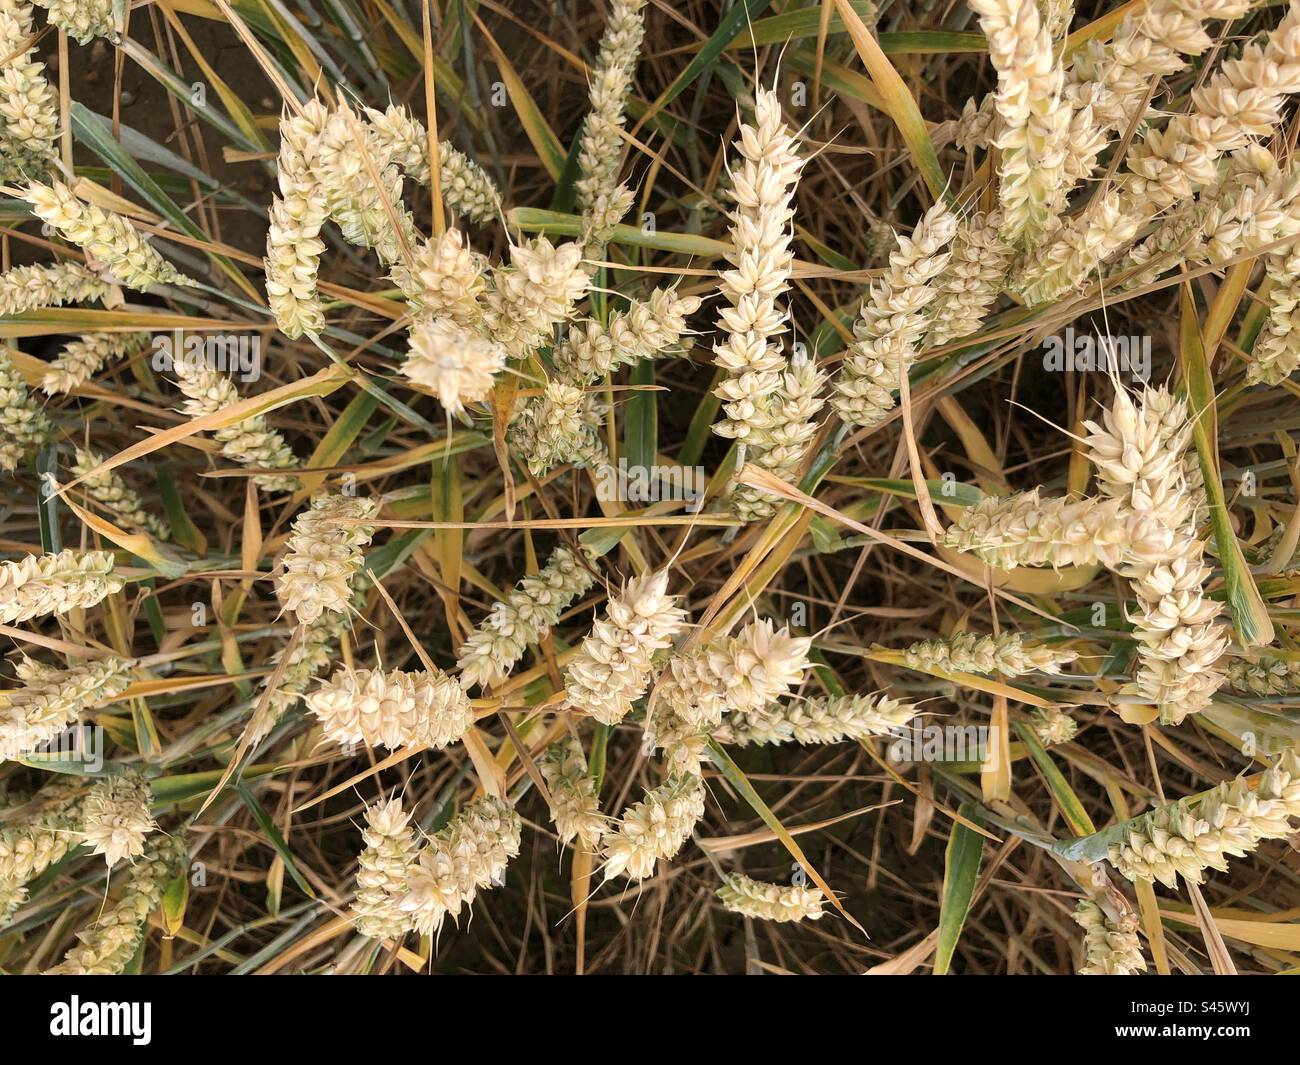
[0,0,1298,978]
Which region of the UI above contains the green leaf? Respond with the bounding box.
[624,360,657,471]
[656,0,772,109]
[509,207,729,257]
[236,781,316,898]
[935,802,984,975]
[1013,721,1095,836]
[1177,283,1273,647]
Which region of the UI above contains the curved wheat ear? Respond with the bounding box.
[601,775,704,881]
[0,344,50,470]
[171,358,302,493]
[0,549,123,627]
[1226,655,1300,695]
[1250,247,1300,385]
[717,872,825,923]
[552,287,700,386]
[361,104,500,224]
[1018,2,1300,305]
[71,448,168,538]
[716,692,921,747]
[506,381,609,477]
[903,631,1076,677]
[1030,706,1077,746]
[31,0,116,43]
[0,0,56,181]
[253,589,357,743]
[943,489,1130,570]
[575,0,647,252]
[969,0,1069,245]
[1085,387,1229,723]
[42,332,148,395]
[564,568,687,726]
[25,179,194,291]
[0,656,130,762]
[0,260,111,317]
[1108,749,1300,888]
[456,544,596,691]
[537,737,606,849]
[0,775,84,919]
[78,770,156,867]
[265,101,330,340]
[830,203,957,430]
[47,832,187,975]
[711,88,812,519]
[398,796,522,936]
[1073,899,1146,975]
[926,211,1014,347]
[277,493,379,625]
[305,666,472,752]
[351,795,421,940]
[437,143,499,224]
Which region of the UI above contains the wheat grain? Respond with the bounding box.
[253,594,357,742]
[0,259,110,317]
[390,228,487,328]
[716,692,921,747]
[1073,899,1146,975]
[1226,655,1300,695]
[47,832,186,975]
[277,493,379,625]
[1108,748,1300,888]
[565,568,686,725]
[551,287,700,385]
[903,631,1076,677]
[399,795,522,936]
[172,356,302,492]
[601,774,704,881]
[351,795,420,939]
[78,770,156,867]
[830,203,957,430]
[506,380,608,477]
[437,143,499,225]
[70,448,170,538]
[969,0,1070,244]
[0,0,56,181]
[0,655,130,761]
[0,342,49,469]
[575,0,647,251]
[710,87,808,517]
[1030,706,1078,746]
[717,871,825,923]
[0,548,122,625]
[537,737,606,849]
[31,0,114,43]
[943,489,1132,570]
[0,775,83,919]
[482,237,590,362]
[926,211,1014,347]
[402,317,505,417]
[42,331,148,395]
[456,543,595,691]
[1085,387,1230,723]
[305,666,472,752]
[264,101,330,340]
[25,179,193,291]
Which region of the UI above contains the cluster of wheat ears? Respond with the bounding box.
[0,0,1299,976]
